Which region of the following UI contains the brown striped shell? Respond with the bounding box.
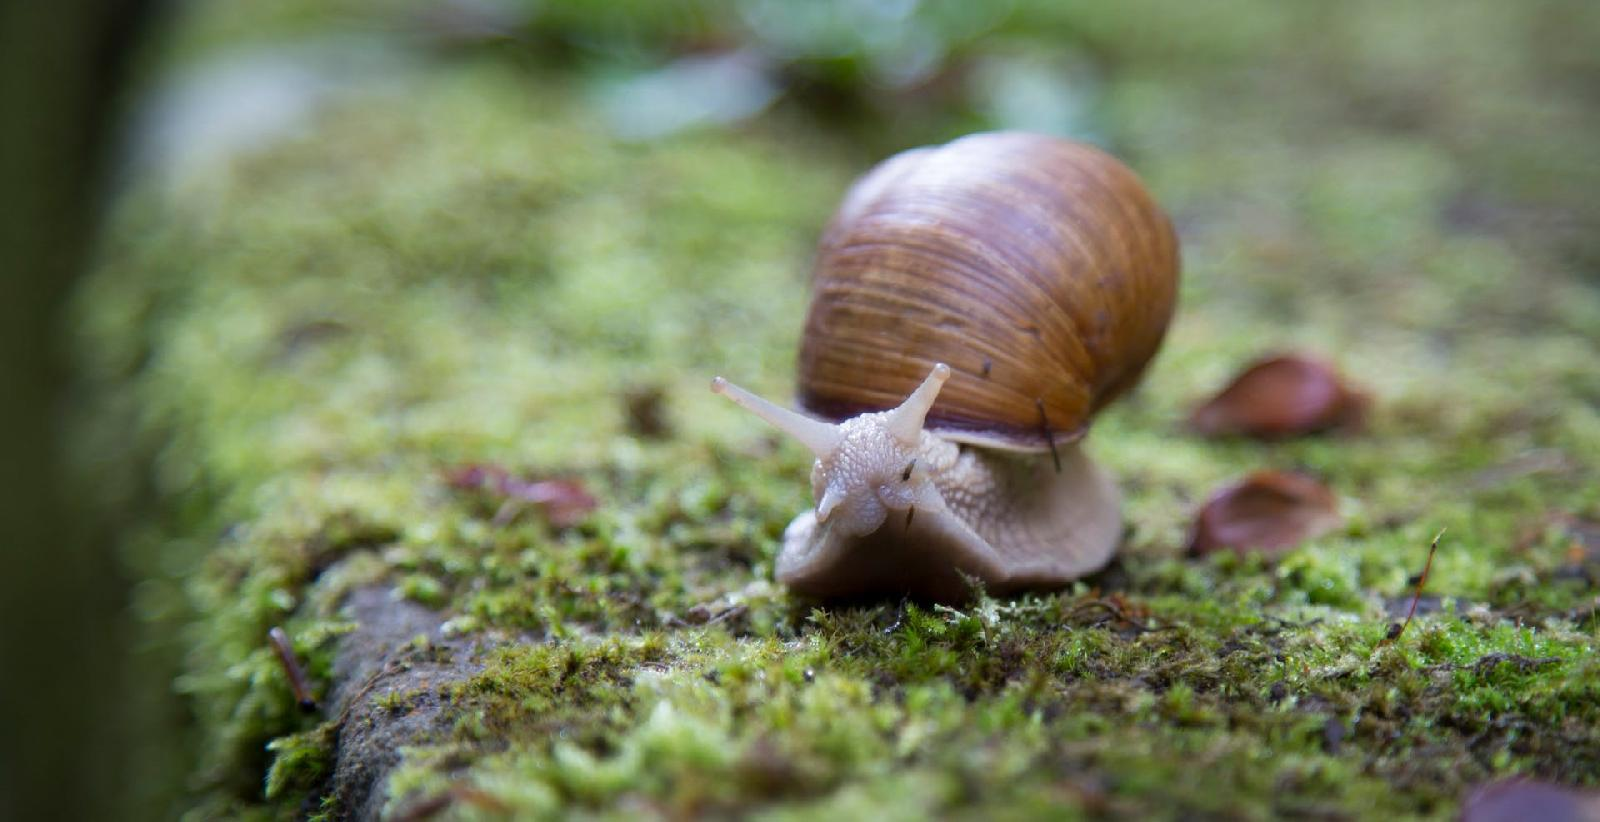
[796,131,1180,452]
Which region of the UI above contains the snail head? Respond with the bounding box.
[712,363,951,538]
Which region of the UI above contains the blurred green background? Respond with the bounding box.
[4,1,1599,819]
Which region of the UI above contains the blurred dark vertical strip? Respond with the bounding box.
[0,1,164,819]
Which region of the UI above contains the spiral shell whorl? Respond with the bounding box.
[797,132,1179,452]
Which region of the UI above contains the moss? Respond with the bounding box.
[75,0,1600,817]
[263,721,337,802]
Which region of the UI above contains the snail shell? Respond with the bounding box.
[714,132,1179,601]
[801,131,1178,451]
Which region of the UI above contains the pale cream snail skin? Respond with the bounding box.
[712,364,1122,601]
[714,131,1180,601]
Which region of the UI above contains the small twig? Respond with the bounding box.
[335,659,409,726]
[1064,598,1160,634]
[1380,528,1445,646]
[1469,653,1561,675]
[268,627,318,713]
[1423,653,1562,675]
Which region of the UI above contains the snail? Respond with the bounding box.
[713,131,1179,601]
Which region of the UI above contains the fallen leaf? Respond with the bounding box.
[442,463,504,491]
[1189,354,1367,439]
[443,463,597,528]
[1460,779,1600,822]
[498,478,597,528]
[1189,470,1341,557]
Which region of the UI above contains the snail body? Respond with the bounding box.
[714,132,1179,601]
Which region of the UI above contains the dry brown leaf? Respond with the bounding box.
[1188,470,1341,557]
[1189,353,1367,440]
[443,463,598,528]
